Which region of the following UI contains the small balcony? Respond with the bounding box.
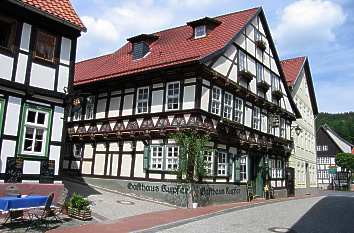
[256,80,270,92]
[238,69,254,83]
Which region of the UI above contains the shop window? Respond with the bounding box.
[149,145,179,171]
[166,82,180,110]
[211,87,221,115]
[136,87,149,114]
[34,30,56,62]
[18,104,52,156]
[0,16,16,50]
[223,92,233,120]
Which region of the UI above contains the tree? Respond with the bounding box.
[336,153,354,189]
[171,130,210,183]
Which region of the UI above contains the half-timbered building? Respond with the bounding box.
[317,124,353,189]
[63,7,300,201]
[281,57,318,195]
[0,0,85,182]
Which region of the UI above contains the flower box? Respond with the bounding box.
[257,80,270,92]
[239,70,254,82]
[68,207,92,221]
[255,40,267,51]
[272,90,283,100]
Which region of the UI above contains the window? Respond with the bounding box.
[0,16,16,50]
[19,105,52,156]
[280,118,285,138]
[204,150,213,176]
[317,146,322,151]
[166,146,179,171]
[34,31,56,62]
[133,42,149,59]
[271,74,280,91]
[194,25,206,38]
[239,50,247,71]
[73,144,82,158]
[323,145,328,151]
[256,63,264,82]
[269,159,283,179]
[234,97,243,124]
[73,108,82,121]
[217,151,227,176]
[252,107,260,130]
[223,92,233,120]
[136,87,149,114]
[240,156,247,182]
[267,115,273,134]
[211,87,221,115]
[166,82,180,110]
[150,146,163,170]
[255,30,262,41]
[85,96,95,120]
[276,160,283,178]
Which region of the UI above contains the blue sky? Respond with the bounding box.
[71,0,354,113]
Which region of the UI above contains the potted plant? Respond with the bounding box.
[68,193,92,220]
[255,40,267,51]
[238,69,254,82]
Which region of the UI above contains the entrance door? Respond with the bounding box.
[286,167,295,196]
[305,162,310,188]
[255,156,264,197]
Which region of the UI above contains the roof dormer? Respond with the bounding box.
[186,17,221,39]
[127,34,159,60]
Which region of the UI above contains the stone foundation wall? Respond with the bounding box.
[273,188,288,199]
[295,187,319,196]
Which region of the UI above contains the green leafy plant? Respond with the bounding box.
[68,193,91,211]
[171,130,210,183]
[336,153,354,189]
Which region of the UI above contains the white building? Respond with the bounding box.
[281,57,318,195]
[0,0,85,182]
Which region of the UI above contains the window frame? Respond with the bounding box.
[34,30,57,63]
[223,92,233,120]
[252,106,261,130]
[136,86,149,114]
[256,63,264,82]
[84,96,95,120]
[0,16,17,53]
[73,144,82,158]
[238,50,247,71]
[166,81,180,111]
[234,97,243,124]
[217,151,228,176]
[17,103,53,158]
[280,118,285,138]
[194,25,207,39]
[165,145,179,171]
[211,86,221,116]
[150,145,164,170]
[240,155,248,182]
[204,150,214,176]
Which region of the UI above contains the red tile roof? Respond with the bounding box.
[17,0,85,31]
[75,7,260,85]
[280,56,306,86]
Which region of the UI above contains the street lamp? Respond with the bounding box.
[291,125,302,136]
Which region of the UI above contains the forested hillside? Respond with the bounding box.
[316,112,354,144]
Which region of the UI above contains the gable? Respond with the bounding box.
[207,11,298,116]
[317,127,342,156]
[293,67,315,114]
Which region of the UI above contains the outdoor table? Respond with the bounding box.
[0,195,48,224]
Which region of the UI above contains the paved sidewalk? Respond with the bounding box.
[47,194,321,233]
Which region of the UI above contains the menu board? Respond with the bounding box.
[5,157,24,183]
[39,160,55,183]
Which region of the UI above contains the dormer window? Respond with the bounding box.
[133,42,149,60]
[194,25,206,39]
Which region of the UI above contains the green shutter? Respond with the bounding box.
[143,145,150,170]
[234,157,240,182]
[227,153,233,177]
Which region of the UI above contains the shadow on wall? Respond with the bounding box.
[62,176,101,198]
[290,195,354,233]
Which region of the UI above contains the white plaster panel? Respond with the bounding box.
[224,44,237,60]
[136,141,144,151]
[108,96,121,117]
[246,25,255,41]
[202,80,210,86]
[149,173,161,179]
[264,69,271,84]
[201,87,209,111]
[217,144,226,149]
[49,145,61,175]
[122,94,133,116]
[252,17,258,28]
[249,77,256,94]
[57,65,69,93]
[30,63,55,90]
[20,23,32,52]
[153,83,163,88]
[94,154,105,175]
[134,153,145,178]
[96,143,106,152]
[120,154,131,177]
[109,142,119,151]
[165,174,177,180]
[123,141,132,152]
[235,34,246,49]
[51,106,64,141]
[15,53,28,84]
[256,48,263,62]
[247,56,256,75]
[125,88,134,94]
[245,106,252,128]
[259,18,265,34]
[4,96,21,136]
[183,85,195,110]
[96,98,107,119]
[184,78,196,84]
[212,56,231,77]
[82,161,92,174]
[151,139,163,144]
[23,160,41,174]
[271,58,278,74]
[229,64,238,83]
[83,144,94,159]
[246,38,255,57]
[151,90,163,113]
[263,53,270,68]
[60,37,71,65]
[0,54,14,81]
[111,153,119,176]
[0,140,16,173]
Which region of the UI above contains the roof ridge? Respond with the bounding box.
[281,56,306,63]
[76,52,113,64]
[322,124,354,147]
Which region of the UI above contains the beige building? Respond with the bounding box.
[281,57,318,195]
